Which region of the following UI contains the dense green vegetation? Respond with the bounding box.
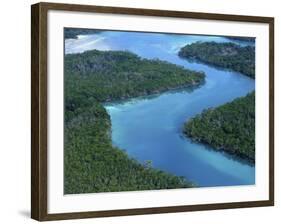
[65,50,205,121]
[64,50,203,194]
[179,42,255,78]
[64,28,101,39]
[65,100,193,193]
[225,37,255,42]
[183,92,255,163]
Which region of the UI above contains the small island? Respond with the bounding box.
[178,41,255,78]
[225,36,255,43]
[64,50,205,194]
[183,92,255,163]
[64,28,101,39]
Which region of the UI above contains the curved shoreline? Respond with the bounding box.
[65,31,255,192]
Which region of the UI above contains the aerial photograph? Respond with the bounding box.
[64,28,255,194]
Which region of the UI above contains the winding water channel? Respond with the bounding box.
[65,31,255,187]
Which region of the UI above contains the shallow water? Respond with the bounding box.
[66,31,255,187]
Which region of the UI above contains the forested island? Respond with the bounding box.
[183,92,255,163]
[64,50,205,194]
[225,37,255,43]
[65,28,101,39]
[178,42,255,78]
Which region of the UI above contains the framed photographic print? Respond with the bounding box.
[31,2,274,221]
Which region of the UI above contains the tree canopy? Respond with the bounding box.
[179,41,255,78]
[64,49,203,193]
[65,50,205,121]
[183,92,255,163]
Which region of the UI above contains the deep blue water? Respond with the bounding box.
[65,31,255,187]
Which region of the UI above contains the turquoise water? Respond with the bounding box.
[66,31,255,187]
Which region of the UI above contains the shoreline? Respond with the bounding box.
[65,34,255,192]
[182,92,255,164]
[103,79,205,107]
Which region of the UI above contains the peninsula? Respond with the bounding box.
[179,41,255,78]
[64,49,205,193]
